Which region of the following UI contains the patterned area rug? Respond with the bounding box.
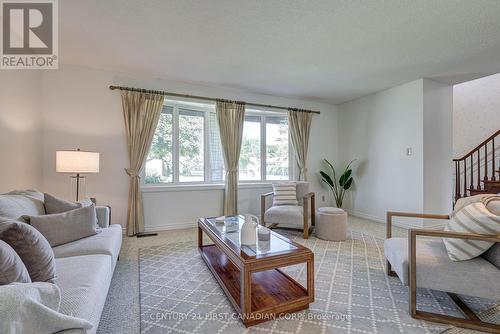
[139,231,497,334]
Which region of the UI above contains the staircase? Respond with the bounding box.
[453,129,500,203]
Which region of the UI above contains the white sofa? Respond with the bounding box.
[0,190,122,334]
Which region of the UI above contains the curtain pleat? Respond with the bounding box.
[216,101,245,216]
[288,110,312,181]
[121,91,164,236]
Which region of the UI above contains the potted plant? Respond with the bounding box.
[320,159,355,208]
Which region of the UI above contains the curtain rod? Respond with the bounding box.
[109,85,320,115]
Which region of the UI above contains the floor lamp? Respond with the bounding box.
[56,149,100,201]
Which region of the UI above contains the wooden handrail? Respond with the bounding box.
[453,129,500,161]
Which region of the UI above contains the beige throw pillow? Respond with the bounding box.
[443,202,500,261]
[272,182,298,206]
[481,195,500,216]
[28,205,98,247]
[0,221,56,283]
[0,240,32,285]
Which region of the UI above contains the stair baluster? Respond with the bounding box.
[484,144,488,181]
[477,150,480,190]
[464,159,467,197]
[470,154,474,190]
[492,137,496,181]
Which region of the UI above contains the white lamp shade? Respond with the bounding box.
[56,151,100,174]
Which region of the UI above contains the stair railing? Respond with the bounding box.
[453,129,499,203]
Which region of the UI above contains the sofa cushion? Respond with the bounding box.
[0,190,45,220]
[28,205,99,247]
[265,205,310,227]
[56,255,113,334]
[52,224,122,267]
[482,243,500,270]
[384,237,500,300]
[0,221,56,283]
[0,240,31,284]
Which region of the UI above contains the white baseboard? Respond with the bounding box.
[144,221,198,232]
[348,210,446,230]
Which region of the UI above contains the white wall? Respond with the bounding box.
[338,79,453,228]
[40,66,129,226]
[338,80,425,227]
[0,71,43,193]
[453,73,500,157]
[40,65,339,230]
[423,79,453,215]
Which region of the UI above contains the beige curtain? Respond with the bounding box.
[216,100,245,216]
[121,90,164,236]
[288,109,312,181]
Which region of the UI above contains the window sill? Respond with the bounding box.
[141,182,274,193]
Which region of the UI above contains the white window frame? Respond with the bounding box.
[142,98,294,190]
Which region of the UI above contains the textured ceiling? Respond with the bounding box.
[59,0,500,104]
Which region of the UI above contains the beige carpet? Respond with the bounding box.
[98,216,499,334]
[139,230,496,334]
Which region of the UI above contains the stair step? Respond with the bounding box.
[468,189,489,196]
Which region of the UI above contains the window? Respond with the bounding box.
[266,117,289,180]
[239,116,261,180]
[178,109,204,182]
[144,99,291,186]
[239,114,291,181]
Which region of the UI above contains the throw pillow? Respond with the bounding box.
[443,202,500,261]
[0,221,56,283]
[28,205,98,247]
[44,193,81,214]
[481,194,500,216]
[0,191,45,221]
[272,182,298,206]
[0,240,31,285]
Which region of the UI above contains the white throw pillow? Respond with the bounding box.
[482,195,500,216]
[443,202,500,261]
[272,182,298,206]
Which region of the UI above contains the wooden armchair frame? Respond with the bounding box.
[386,211,500,333]
[261,192,315,239]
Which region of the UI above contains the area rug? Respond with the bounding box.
[139,231,497,334]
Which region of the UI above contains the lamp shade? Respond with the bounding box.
[56,151,100,174]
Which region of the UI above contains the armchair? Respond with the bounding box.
[385,211,500,333]
[260,182,315,239]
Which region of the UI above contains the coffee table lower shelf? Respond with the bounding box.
[199,244,311,326]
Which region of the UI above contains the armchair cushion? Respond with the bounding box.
[384,237,500,300]
[264,205,310,227]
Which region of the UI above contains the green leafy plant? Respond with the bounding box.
[320,159,355,208]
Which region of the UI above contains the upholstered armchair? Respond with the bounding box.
[260,181,315,239]
[384,209,500,333]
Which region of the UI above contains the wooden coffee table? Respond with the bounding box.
[198,216,314,327]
